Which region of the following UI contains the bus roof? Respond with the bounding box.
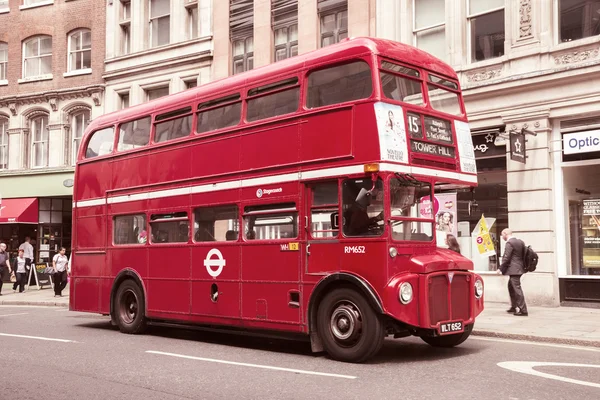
[89,37,457,130]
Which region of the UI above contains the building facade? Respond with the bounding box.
[0,0,106,265]
[103,0,213,113]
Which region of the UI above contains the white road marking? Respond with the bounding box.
[498,361,600,389]
[0,333,76,343]
[471,336,600,353]
[54,308,70,312]
[0,313,29,317]
[146,350,357,380]
[0,305,54,309]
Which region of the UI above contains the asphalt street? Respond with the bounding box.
[1,305,599,400]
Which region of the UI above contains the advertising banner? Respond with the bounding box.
[475,214,496,257]
[582,199,600,268]
[374,102,409,164]
[419,192,457,246]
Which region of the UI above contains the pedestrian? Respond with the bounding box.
[0,243,12,296]
[498,228,528,316]
[19,236,34,269]
[445,234,461,254]
[52,247,69,297]
[12,249,29,293]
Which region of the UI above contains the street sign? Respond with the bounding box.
[510,131,526,164]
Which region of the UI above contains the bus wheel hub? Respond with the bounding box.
[330,302,362,341]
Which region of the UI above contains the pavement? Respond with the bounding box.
[2,284,600,348]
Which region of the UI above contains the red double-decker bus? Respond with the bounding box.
[71,37,483,363]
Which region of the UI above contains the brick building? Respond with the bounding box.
[0,0,105,264]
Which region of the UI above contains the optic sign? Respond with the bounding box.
[563,130,600,155]
[204,248,226,278]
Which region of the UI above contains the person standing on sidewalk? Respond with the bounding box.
[12,249,29,293]
[0,243,12,296]
[499,228,528,316]
[19,236,34,269]
[52,247,69,297]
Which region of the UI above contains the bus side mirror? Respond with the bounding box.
[330,212,339,230]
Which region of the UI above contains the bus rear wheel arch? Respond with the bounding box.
[113,279,147,334]
[316,287,385,363]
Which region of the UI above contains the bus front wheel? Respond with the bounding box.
[114,280,147,334]
[316,287,385,363]
[420,325,473,348]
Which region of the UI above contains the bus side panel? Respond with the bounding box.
[300,110,352,162]
[71,253,105,313]
[190,137,241,177]
[112,154,149,190]
[76,161,112,200]
[240,122,299,170]
[147,246,191,315]
[147,146,192,185]
[75,214,106,250]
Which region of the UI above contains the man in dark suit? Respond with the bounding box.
[499,228,528,316]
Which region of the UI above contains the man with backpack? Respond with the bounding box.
[499,228,528,316]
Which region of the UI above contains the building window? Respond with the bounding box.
[413,0,446,61]
[119,92,130,109]
[232,36,253,75]
[23,0,49,5]
[318,0,348,47]
[31,115,49,168]
[272,0,298,61]
[560,0,600,42]
[0,0,8,10]
[23,36,52,78]
[468,0,505,62]
[120,0,131,55]
[68,30,91,72]
[71,110,90,165]
[186,1,199,40]
[0,42,7,81]
[146,86,169,101]
[0,119,8,170]
[185,79,198,89]
[150,0,170,48]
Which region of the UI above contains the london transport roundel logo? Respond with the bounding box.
[256,189,263,198]
[476,236,483,244]
[204,248,226,278]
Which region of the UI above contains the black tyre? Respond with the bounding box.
[316,287,385,363]
[114,280,147,334]
[420,325,473,348]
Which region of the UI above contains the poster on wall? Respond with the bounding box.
[374,102,409,164]
[474,214,496,257]
[582,199,600,268]
[419,192,458,247]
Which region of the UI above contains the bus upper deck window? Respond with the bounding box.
[427,75,462,116]
[307,60,373,108]
[85,127,115,159]
[117,117,151,152]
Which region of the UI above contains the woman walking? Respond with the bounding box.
[52,247,69,297]
[12,249,29,293]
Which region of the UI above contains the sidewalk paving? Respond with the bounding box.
[2,287,600,348]
[472,302,600,347]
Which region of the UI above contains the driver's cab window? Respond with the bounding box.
[389,175,433,242]
[342,178,384,237]
[310,182,339,238]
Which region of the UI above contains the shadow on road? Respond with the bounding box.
[366,338,481,364]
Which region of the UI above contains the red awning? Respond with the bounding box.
[0,198,38,224]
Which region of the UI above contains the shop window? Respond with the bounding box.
[560,0,600,43]
[307,61,373,109]
[117,117,150,151]
[244,203,298,240]
[150,212,189,243]
[194,205,239,242]
[468,0,505,62]
[413,0,446,61]
[342,178,384,237]
[310,182,339,239]
[114,214,147,245]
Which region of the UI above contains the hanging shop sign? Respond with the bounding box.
[510,131,526,164]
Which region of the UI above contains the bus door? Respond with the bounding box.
[305,181,342,276]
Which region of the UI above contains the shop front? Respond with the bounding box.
[556,117,600,304]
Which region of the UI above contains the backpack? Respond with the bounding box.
[522,244,538,272]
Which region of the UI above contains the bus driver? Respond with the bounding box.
[346,188,384,236]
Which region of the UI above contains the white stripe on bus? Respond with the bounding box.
[74,163,477,208]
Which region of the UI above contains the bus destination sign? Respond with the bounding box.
[424,116,453,144]
[410,140,456,158]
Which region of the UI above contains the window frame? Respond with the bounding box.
[116,115,152,153]
[308,181,340,240]
[0,42,7,81]
[149,0,171,48]
[558,0,600,43]
[467,0,505,63]
[274,22,298,62]
[412,0,446,61]
[145,86,170,101]
[196,93,242,135]
[22,36,52,79]
[379,59,426,106]
[388,175,435,243]
[119,0,132,55]
[84,126,116,160]
[0,118,8,170]
[243,202,299,241]
[71,110,91,165]
[113,213,148,246]
[153,106,193,143]
[149,211,190,244]
[67,29,92,72]
[30,114,49,168]
[232,34,254,75]
[193,204,240,243]
[186,0,199,40]
[319,6,348,48]
[245,77,300,123]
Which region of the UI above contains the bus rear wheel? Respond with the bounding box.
[316,288,384,363]
[114,280,147,334]
[420,325,473,348]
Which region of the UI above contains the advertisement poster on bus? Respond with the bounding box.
[475,214,496,257]
[374,102,409,164]
[582,199,600,268]
[419,192,457,246]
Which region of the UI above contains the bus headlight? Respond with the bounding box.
[389,247,398,258]
[399,282,413,304]
[474,279,484,299]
